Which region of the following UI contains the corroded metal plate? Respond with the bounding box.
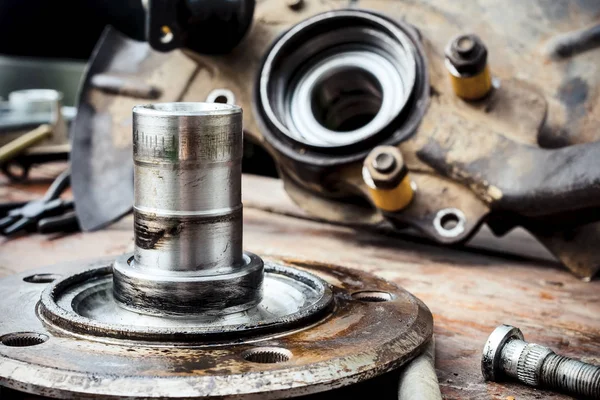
[0,257,433,399]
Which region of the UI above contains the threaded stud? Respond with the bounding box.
[482,324,600,399]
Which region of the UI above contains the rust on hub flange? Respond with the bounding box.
[0,257,433,399]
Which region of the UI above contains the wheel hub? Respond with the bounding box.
[0,102,433,399]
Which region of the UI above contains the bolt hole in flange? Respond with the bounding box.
[1,332,49,347]
[441,214,459,230]
[206,89,236,105]
[23,273,61,283]
[242,347,293,364]
[352,291,394,302]
[433,208,466,238]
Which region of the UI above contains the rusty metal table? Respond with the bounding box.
[1,165,599,400]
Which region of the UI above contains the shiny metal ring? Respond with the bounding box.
[257,10,418,148]
[433,208,467,238]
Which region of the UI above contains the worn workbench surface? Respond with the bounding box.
[1,165,599,400]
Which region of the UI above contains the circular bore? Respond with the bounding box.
[433,208,466,238]
[206,88,236,105]
[288,51,407,146]
[254,9,429,166]
[0,257,433,399]
[1,333,49,347]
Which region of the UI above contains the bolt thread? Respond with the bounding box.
[540,354,600,398]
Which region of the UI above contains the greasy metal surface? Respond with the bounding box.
[253,8,429,172]
[1,170,598,400]
[41,258,333,342]
[70,1,600,279]
[407,88,600,275]
[119,102,259,316]
[186,1,582,263]
[113,252,265,317]
[0,257,432,399]
[132,103,244,273]
[415,113,600,217]
[183,0,546,246]
[256,10,419,148]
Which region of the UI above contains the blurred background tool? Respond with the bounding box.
[0,168,75,236]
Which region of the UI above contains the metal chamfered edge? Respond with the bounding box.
[36,258,335,344]
[253,8,430,168]
[481,324,524,381]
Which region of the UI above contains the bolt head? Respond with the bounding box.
[481,325,524,382]
[445,33,488,76]
[372,152,397,173]
[363,146,407,189]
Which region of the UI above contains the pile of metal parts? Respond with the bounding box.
[0,102,433,398]
[67,1,600,281]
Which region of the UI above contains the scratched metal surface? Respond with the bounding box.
[1,170,599,399]
[2,1,600,397]
[180,0,600,147]
[175,0,600,279]
[0,256,432,399]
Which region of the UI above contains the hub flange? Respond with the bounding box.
[0,258,432,399]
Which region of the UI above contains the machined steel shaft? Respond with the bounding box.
[482,324,600,399]
[113,102,263,316]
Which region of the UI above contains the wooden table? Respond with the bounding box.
[1,164,599,400]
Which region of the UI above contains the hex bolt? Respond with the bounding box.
[482,324,600,399]
[444,33,492,100]
[363,146,408,190]
[372,152,397,174]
